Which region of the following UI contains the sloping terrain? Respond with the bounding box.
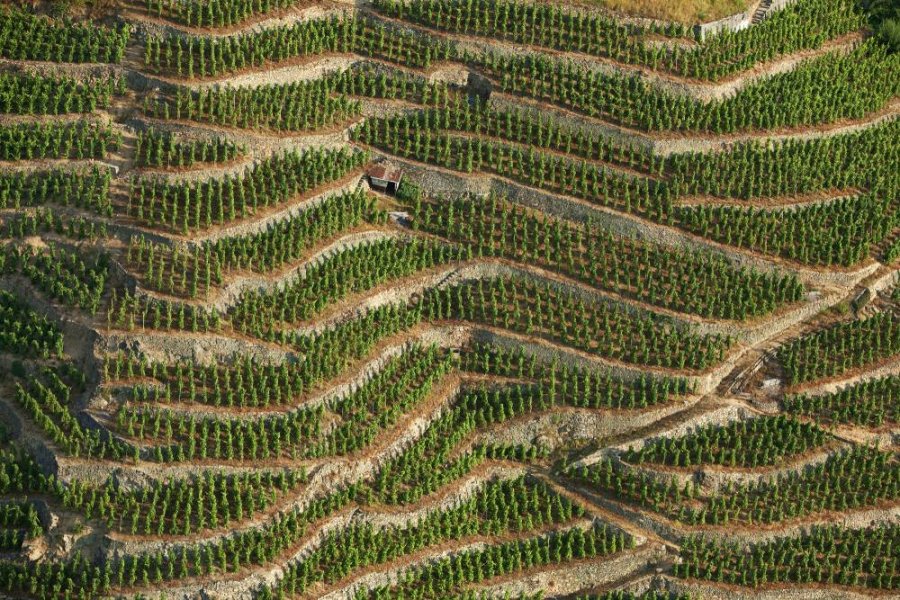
[0,0,897,598]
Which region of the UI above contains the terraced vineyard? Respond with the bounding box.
[0,0,896,598]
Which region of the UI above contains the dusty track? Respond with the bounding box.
[0,2,897,599]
